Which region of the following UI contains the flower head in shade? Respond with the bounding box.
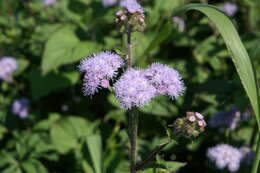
[12,98,29,119]
[209,107,241,130]
[120,0,144,13]
[102,0,117,7]
[43,0,56,6]
[113,68,156,109]
[240,147,255,165]
[223,2,237,17]
[0,56,18,82]
[173,17,185,32]
[144,63,185,99]
[78,51,124,96]
[207,144,243,172]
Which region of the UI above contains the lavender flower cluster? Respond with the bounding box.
[207,144,255,172]
[78,52,185,109]
[114,63,185,109]
[78,51,124,96]
[12,98,29,119]
[0,56,18,82]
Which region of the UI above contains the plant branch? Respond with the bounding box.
[135,141,170,171]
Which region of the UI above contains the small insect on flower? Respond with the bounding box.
[113,68,156,109]
[144,63,185,99]
[207,144,243,172]
[78,51,124,96]
[12,98,29,119]
[0,56,18,82]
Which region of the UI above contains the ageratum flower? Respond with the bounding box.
[207,144,243,172]
[223,2,237,17]
[113,68,156,109]
[173,17,185,32]
[43,0,56,6]
[12,98,29,119]
[209,107,241,130]
[0,56,18,82]
[120,0,144,13]
[144,63,185,99]
[102,0,117,7]
[78,51,124,96]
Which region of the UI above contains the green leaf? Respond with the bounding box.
[51,116,95,153]
[175,3,260,128]
[29,70,79,100]
[86,135,102,173]
[22,160,48,173]
[41,25,101,74]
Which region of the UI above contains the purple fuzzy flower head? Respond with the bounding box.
[78,51,124,96]
[144,63,185,99]
[43,0,56,6]
[173,17,185,32]
[0,56,18,82]
[113,68,156,109]
[12,98,29,119]
[223,2,237,17]
[120,0,144,13]
[207,144,243,172]
[209,107,241,130]
[102,0,117,7]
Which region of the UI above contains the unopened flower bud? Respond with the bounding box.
[171,111,206,138]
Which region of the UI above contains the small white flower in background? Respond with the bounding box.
[173,17,185,32]
[223,2,237,17]
[102,0,118,7]
[0,56,18,82]
[12,98,29,119]
[43,0,56,6]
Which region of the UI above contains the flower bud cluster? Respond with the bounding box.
[173,112,206,138]
[115,0,145,32]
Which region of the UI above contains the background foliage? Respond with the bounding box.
[0,0,260,172]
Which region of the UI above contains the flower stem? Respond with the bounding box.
[251,133,260,173]
[126,26,132,67]
[128,108,139,173]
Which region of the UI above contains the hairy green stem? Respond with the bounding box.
[251,133,260,173]
[128,108,139,173]
[127,27,132,67]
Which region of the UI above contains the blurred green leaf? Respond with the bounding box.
[22,160,48,173]
[41,25,101,74]
[86,135,102,173]
[29,70,79,100]
[51,116,95,153]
